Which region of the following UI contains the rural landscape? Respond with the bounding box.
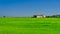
[0,0,60,34]
[0,15,60,34]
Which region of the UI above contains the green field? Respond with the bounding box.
[0,18,60,34]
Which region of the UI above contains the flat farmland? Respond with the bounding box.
[0,18,60,34]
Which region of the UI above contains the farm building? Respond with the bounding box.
[33,15,46,18]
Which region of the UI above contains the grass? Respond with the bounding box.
[0,18,60,34]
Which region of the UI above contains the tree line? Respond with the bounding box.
[46,15,60,18]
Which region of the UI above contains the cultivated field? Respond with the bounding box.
[0,18,60,34]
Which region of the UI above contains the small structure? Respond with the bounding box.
[33,15,46,18]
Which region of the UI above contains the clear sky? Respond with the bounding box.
[0,0,60,17]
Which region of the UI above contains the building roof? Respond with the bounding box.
[35,15,43,16]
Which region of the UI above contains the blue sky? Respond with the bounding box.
[0,0,60,17]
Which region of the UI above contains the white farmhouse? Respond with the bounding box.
[33,15,46,18]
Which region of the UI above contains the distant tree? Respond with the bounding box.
[46,16,53,18]
[3,16,6,18]
[46,16,50,18]
[33,15,37,18]
[52,15,60,18]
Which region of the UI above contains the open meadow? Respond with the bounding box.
[0,18,60,34]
